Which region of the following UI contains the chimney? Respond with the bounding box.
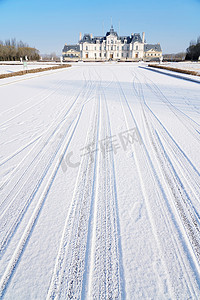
[142,32,145,43]
[79,32,82,41]
[90,33,93,39]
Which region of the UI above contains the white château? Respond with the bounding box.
[62,26,162,61]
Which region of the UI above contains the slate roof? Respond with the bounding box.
[80,33,143,45]
[131,33,142,43]
[81,34,93,43]
[106,25,118,37]
[144,44,162,52]
[80,34,105,44]
[65,27,161,50]
[79,27,143,45]
[63,44,80,52]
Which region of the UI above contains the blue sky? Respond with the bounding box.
[0,0,199,55]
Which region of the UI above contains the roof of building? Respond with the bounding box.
[106,25,118,37]
[63,28,162,51]
[144,44,162,52]
[81,34,93,43]
[63,44,80,52]
[131,33,142,43]
[79,27,143,44]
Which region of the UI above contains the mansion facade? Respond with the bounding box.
[62,26,162,61]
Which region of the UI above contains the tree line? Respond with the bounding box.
[185,36,200,61]
[0,39,40,61]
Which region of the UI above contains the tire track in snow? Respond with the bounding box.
[0,68,91,213]
[130,70,200,199]
[0,70,87,189]
[114,70,200,298]
[143,102,200,212]
[0,78,68,129]
[0,100,85,299]
[85,72,126,299]
[0,70,98,256]
[140,71,200,143]
[0,70,72,119]
[46,85,100,300]
[47,67,124,299]
[131,73,200,264]
[0,81,85,213]
[131,70,200,219]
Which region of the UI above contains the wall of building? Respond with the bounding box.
[63,29,162,62]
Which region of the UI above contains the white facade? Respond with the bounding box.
[79,26,145,61]
[62,26,162,61]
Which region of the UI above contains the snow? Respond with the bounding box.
[158,61,200,75]
[0,62,200,299]
[0,62,59,75]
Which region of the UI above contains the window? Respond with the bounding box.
[122,53,123,57]
[136,45,138,50]
[117,53,119,57]
[111,46,113,50]
[111,40,113,44]
[117,46,119,50]
[99,53,101,57]
[104,53,106,57]
[94,46,96,50]
[86,46,88,50]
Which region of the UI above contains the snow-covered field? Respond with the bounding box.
[0,62,59,75]
[161,61,200,74]
[0,63,200,299]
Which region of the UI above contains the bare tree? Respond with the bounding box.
[190,39,196,46]
[0,39,40,61]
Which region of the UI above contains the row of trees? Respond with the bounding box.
[185,36,200,61]
[0,39,40,61]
